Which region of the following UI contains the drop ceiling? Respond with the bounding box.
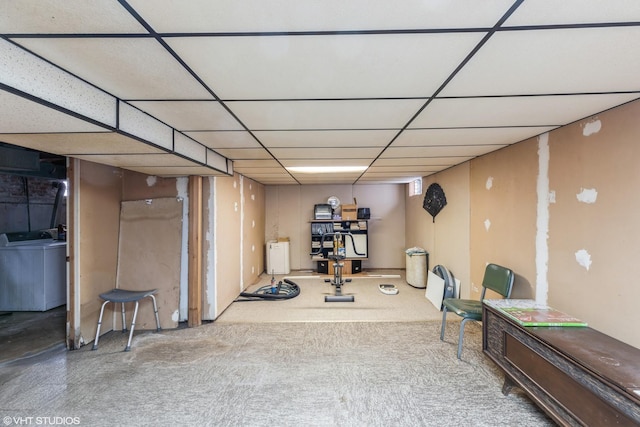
[1,1,639,184]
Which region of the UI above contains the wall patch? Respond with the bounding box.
[486,176,493,190]
[536,133,550,306]
[146,175,157,187]
[576,188,598,204]
[484,218,491,231]
[575,249,592,271]
[583,119,602,136]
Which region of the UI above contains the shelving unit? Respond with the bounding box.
[310,220,368,274]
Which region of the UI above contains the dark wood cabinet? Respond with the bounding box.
[483,300,640,426]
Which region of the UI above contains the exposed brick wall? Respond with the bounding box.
[0,173,67,233]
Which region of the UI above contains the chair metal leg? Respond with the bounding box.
[149,294,161,332]
[457,317,472,359]
[92,300,110,350]
[121,302,127,332]
[440,306,448,341]
[124,301,140,352]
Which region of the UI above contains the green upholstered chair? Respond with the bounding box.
[440,263,514,359]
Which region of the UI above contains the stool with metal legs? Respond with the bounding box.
[92,288,161,352]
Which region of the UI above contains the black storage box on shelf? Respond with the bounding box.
[357,208,370,219]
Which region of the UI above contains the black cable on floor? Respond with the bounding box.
[235,278,300,301]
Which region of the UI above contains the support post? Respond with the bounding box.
[188,176,203,327]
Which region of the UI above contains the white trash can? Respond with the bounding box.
[405,247,428,288]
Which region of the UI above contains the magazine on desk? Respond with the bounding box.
[484,299,588,327]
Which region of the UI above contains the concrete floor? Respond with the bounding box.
[0,306,66,365]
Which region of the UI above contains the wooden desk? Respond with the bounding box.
[483,300,640,426]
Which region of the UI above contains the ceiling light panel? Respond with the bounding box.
[166,33,484,100]
[441,28,640,97]
[411,94,640,129]
[227,100,425,130]
[130,0,514,32]
[254,129,397,148]
[504,0,640,26]
[129,101,243,131]
[1,0,148,33]
[395,127,556,147]
[13,38,211,100]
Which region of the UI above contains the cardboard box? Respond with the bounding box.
[341,204,357,220]
[277,237,290,242]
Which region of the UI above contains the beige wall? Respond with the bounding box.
[265,184,405,271]
[210,173,265,318]
[76,160,122,345]
[405,98,640,348]
[406,164,471,297]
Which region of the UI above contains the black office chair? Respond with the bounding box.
[440,263,514,359]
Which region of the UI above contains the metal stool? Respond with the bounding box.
[92,288,161,352]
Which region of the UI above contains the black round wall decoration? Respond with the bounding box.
[423,183,447,223]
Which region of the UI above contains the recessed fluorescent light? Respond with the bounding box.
[286,166,367,173]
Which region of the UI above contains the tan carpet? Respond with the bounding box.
[217,270,445,323]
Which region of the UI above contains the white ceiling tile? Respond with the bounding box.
[232,159,281,168]
[213,148,273,160]
[411,94,639,128]
[270,147,381,159]
[382,145,505,158]
[441,28,640,96]
[13,38,211,99]
[130,0,513,32]
[0,0,148,33]
[505,1,640,26]
[129,101,243,131]
[0,91,105,134]
[185,131,260,149]
[119,101,173,150]
[227,100,425,130]
[1,40,117,127]
[166,33,484,99]
[73,153,196,168]
[373,157,473,167]
[174,133,207,164]
[281,159,371,168]
[254,130,396,148]
[126,166,230,177]
[395,127,556,147]
[0,132,165,155]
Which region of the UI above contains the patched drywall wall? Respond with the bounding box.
[547,101,640,347]
[470,139,539,302]
[405,98,640,348]
[214,174,243,315]
[241,176,265,289]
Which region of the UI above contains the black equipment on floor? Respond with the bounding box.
[310,231,364,302]
[236,278,301,301]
